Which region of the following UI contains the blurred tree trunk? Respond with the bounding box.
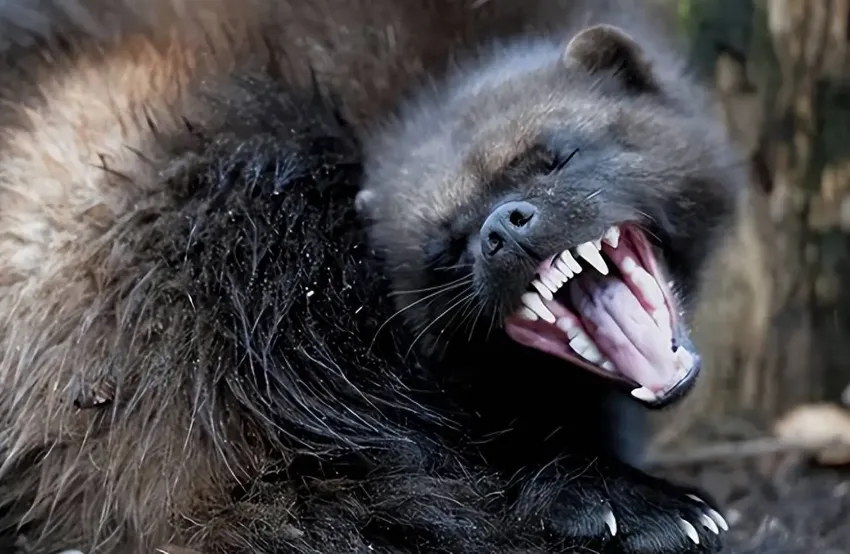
[653,0,850,445]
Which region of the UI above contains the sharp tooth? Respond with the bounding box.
[601,360,616,372]
[517,307,538,321]
[568,335,592,354]
[559,250,582,273]
[554,260,573,278]
[555,316,582,339]
[548,267,567,283]
[622,256,665,309]
[631,387,656,402]
[531,279,553,301]
[540,273,559,292]
[578,342,603,363]
[602,226,620,248]
[575,242,609,275]
[521,292,556,323]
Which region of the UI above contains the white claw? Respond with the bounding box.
[678,518,700,544]
[706,508,729,531]
[630,386,656,402]
[575,242,608,275]
[603,510,617,537]
[699,513,720,534]
[686,495,729,531]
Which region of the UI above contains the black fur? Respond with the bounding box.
[0,2,778,554]
[358,21,748,554]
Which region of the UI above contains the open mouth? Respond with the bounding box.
[503,225,699,408]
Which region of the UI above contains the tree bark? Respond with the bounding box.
[652,0,850,446]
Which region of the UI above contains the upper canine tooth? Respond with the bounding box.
[559,250,582,273]
[576,242,609,275]
[531,279,554,300]
[521,292,556,323]
[602,226,620,248]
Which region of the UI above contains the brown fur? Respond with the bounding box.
[0,1,727,553]
[0,31,228,553]
[0,1,484,549]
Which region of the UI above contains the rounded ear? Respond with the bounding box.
[562,24,659,93]
[355,189,376,221]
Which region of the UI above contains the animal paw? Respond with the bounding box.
[542,466,729,553]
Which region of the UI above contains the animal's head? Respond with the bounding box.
[359,25,746,407]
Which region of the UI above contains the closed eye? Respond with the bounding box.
[548,147,580,174]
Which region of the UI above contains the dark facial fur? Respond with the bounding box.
[360,23,746,404]
[0,2,775,554]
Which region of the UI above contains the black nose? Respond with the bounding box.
[480,201,539,257]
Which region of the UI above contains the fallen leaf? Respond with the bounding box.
[774,403,850,466]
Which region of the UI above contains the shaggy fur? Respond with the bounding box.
[0,1,770,553]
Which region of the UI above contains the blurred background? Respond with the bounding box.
[642,1,850,551]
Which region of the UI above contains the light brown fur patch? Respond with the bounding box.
[0,32,227,553]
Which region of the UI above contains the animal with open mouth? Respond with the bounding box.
[503,221,698,406]
[0,0,757,552]
[359,18,746,554]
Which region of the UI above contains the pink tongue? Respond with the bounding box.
[569,274,675,391]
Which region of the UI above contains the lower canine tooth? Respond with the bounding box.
[521,292,556,323]
[576,242,609,275]
[631,387,657,402]
[517,307,538,321]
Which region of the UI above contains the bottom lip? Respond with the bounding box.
[502,225,700,408]
[503,316,701,408]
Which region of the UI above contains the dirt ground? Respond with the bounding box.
[655,455,850,553]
